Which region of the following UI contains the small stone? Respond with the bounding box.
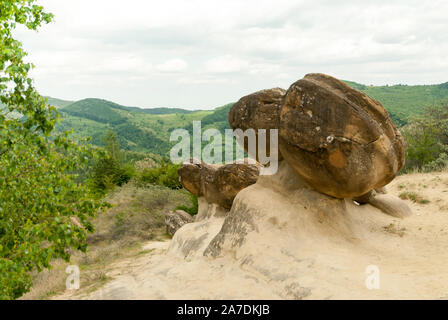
[165,210,194,236]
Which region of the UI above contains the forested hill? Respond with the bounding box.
[55,98,222,156]
[49,79,448,156]
[344,80,448,120]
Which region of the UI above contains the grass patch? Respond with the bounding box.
[136,248,155,256]
[399,191,430,204]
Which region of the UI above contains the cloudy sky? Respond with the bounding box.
[14,0,448,109]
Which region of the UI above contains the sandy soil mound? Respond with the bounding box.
[55,164,448,300]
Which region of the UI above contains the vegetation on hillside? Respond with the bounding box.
[401,104,448,173]
[344,80,448,123]
[56,98,214,155]
[62,99,129,124]
[45,97,74,108]
[89,130,135,193]
[50,79,448,158]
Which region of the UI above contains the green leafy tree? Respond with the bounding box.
[0,1,108,299]
[89,129,135,192]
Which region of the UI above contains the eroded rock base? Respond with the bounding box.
[68,163,448,300]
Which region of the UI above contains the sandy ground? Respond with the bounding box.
[54,170,448,300]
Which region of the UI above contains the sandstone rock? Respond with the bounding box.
[165,210,194,236]
[353,188,411,218]
[178,161,261,209]
[279,73,405,198]
[367,194,413,219]
[353,190,375,204]
[195,197,229,221]
[229,88,286,161]
[353,188,388,204]
[177,161,202,196]
[375,187,387,194]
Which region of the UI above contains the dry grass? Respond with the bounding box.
[90,183,190,243]
[399,191,430,204]
[21,182,190,300]
[383,223,406,237]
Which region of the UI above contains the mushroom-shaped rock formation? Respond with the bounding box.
[278,73,405,199]
[178,161,261,210]
[228,88,286,161]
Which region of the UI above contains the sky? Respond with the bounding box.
[14,0,448,110]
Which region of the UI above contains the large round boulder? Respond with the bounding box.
[279,73,405,198]
[229,88,286,161]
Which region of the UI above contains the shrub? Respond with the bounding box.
[137,162,182,189]
[401,104,448,173]
[423,152,448,172]
[175,193,199,216]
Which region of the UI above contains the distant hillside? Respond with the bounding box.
[61,99,129,124]
[56,98,214,155]
[45,97,74,108]
[124,106,194,115]
[51,79,448,156]
[344,81,448,121]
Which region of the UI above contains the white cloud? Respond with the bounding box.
[10,0,448,109]
[156,59,188,73]
[204,55,249,74]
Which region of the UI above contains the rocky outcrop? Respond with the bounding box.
[229,88,286,161]
[165,210,194,236]
[185,73,408,217]
[228,74,405,199]
[169,74,411,295]
[178,161,261,210]
[80,74,423,301]
[166,160,416,299]
[279,73,405,198]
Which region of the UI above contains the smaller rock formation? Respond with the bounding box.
[353,188,387,204]
[178,161,261,210]
[354,189,412,219]
[165,210,194,236]
[229,88,286,161]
